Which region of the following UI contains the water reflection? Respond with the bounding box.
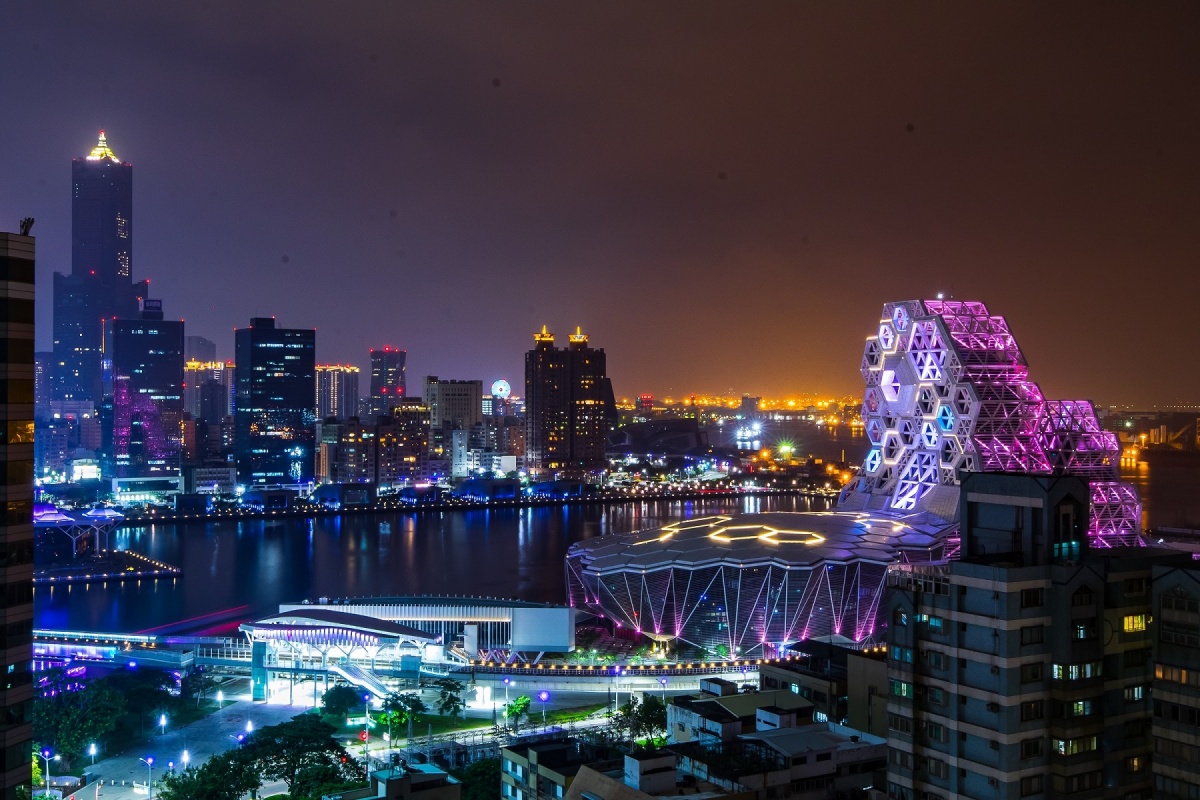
[35,496,827,635]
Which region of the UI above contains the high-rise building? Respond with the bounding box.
[0,228,35,798]
[53,132,149,403]
[185,335,217,362]
[234,317,315,486]
[183,360,234,422]
[1151,563,1200,798]
[885,472,1189,800]
[109,299,184,495]
[524,326,615,475]
[316,364,360,421]
[422,376,483,431]
[34,351,53,419]
[368,346,406,417]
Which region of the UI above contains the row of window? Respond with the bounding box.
[1155,735,1200,764]
[1052,660,1103,680]
[1155,699,1200,727]
[1052,735,1099,756]
[1157,663,1200,688]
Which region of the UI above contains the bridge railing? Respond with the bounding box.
[461,657,799,678]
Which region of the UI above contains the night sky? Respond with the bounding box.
[3,3,1197,405]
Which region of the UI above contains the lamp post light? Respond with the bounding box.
[38,749,61,797]
[537,691,550,724]
[89,742,97,765]
[363,694,372,765]
[502,677,511,703]
[168,761,175,774]
[246,720,254,735]
[139,757,155,800]
[182,750,190,769]
[159,713,167,736]
[659,677,667,702]
[217,690,224,708]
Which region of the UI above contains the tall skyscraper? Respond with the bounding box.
[53,132,149,403]
[109,299,184,495]
[316,364,360,420]
[368,346,406,417]
[524,326,615,475]
[0,228,35,798]
[185,335,217,362]
[234,317,315,486]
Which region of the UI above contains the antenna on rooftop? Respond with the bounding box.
[18,217,33,236]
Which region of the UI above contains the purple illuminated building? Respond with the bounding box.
[109,299,184,493]
[840,299,1141,546]
[566,298,1142,656]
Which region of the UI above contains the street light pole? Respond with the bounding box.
[38,749,60,797]
[89,742,97,766]
[659,677,667,702]
[139,756,155,800]
[537,691,550,725]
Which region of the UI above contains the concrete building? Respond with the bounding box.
[502,739,621,800]
[1150,563,1200,798]
[667,678,813,744]
[322,764,459,800]
[675,723,886,800]
[885,472,1191,800]
[368,346,407,417]
[423,376,483,431]
[760,641,888,738]
[0,228,35,798]
[565,751,750,800]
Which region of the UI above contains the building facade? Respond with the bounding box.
[524,326,614,475]
[234,317,315,486]
[368,346,406,417]
[109,299,184,494]
[0,229,35,799]
[53,132,149,403]
[1150,563,1200,798]
[316,364,360,420]
[885,473,1189,800]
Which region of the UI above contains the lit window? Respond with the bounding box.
[1123,614,1147,633]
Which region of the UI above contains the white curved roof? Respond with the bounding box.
[568,511,951,573]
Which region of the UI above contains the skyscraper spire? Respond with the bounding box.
[86,130,119,162]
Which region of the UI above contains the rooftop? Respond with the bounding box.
[569,511,951,573]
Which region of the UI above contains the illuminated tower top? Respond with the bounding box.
[534,325,555,344]
[86,130,120,162]
[568,326,588,345]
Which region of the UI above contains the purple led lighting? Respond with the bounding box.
[844,299,1141,545]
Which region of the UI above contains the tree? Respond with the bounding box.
[158,749,261,800]
[290,760,364,800]
[321,684,364,718]
[33,678,126,764]
[103,667,176,735]
[636,695,668,743]
[244,713,353,792]
[432,678,466,720]
[382,692,427,740]
[183,670,219,708]
[459,758,500,800]
[506,695,531,727]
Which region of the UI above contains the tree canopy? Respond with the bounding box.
[322,684,366,718]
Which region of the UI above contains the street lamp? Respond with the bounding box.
[537,691,550,724]
[363,694,372,765]
[159,713,167,735]
[38,749,60,797]
[182,750,190,768]
[502,677,511,703]
[217,690,224,708]
[89,742,97,765]
[139,757,155,800]
[246,720,254,735]
[659,677,667,701]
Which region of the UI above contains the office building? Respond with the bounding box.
[109,299,185,495]
[885,472,1190,800]
[524,326,615,475]
[34,352,52,419]
[53,132,150,403]
[422,377,483,430]
[0,228,35,798]
[183,359,234,422]
[234,317,315,486]
[368,346,406,417]
[316,364,360,420]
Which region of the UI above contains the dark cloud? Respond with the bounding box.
[2,2,1198,404]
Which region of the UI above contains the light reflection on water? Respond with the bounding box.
[35,495,828,635]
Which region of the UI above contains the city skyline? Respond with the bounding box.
[3,3,1199,405]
